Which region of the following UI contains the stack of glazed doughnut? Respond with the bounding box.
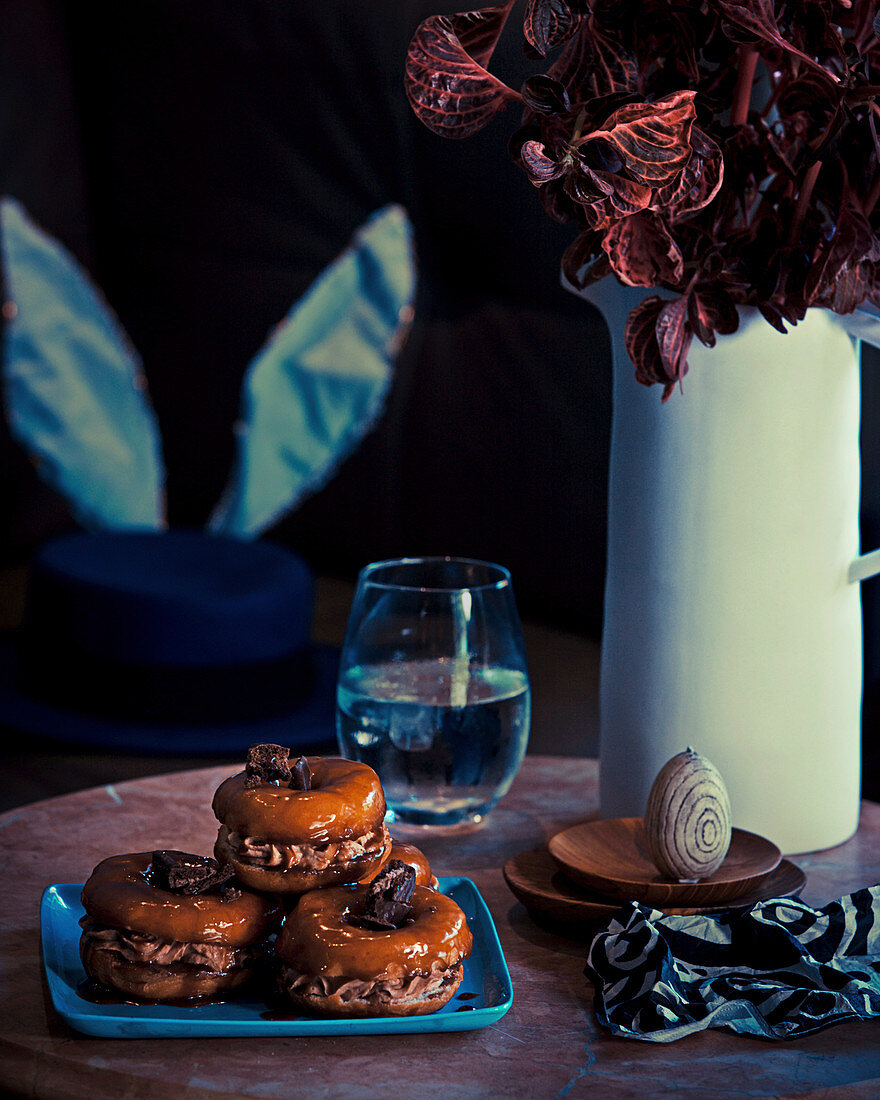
[211,750,392,893]
[78,744,472,1017]
[275,861,472,1017]
[78,850,282,1001]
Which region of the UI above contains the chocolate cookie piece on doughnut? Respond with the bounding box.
[212,748,392,894]
[359,840,439,890]
[275,864,473,1017]
[79,851,282,1001]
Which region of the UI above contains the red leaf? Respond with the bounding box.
[524,0,581,58]
[578,90,698,185]
[622,295,669,398]
[655,297,693,395]
[520,75,571,115]
[602,212,685,287]
[547,17,638,97]
[520,139,565,184]
[624,293,693,399]
[805,197,880,311]
[624,295,665,378]
[710,0,840,82]
[561,230,608,287]
[757,303,791,334]
[405,2,521,139]
[570,167,653,228]
[447,0,514,68]
[655,127,724,217]
[688,286,740,345]
[823,266,874,315]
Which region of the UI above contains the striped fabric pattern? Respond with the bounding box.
[585,887,880,1041]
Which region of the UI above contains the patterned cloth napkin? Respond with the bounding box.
[585,886,880,1041]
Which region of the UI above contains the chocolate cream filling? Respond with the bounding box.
[278,959,456,1005]
[228,826,388,872]
[79,916,258,972]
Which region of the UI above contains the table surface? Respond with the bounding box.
[4,756,880,1100]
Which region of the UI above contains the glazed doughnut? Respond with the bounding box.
[361,841,439,890]
[79,851,282,1001]
[275,871,473,1017]
[212,751,391,893]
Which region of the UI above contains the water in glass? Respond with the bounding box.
[337,656,530,826]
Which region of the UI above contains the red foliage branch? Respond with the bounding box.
[406,0,880,397]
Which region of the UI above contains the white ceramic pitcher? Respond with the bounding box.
[577,276,880,854]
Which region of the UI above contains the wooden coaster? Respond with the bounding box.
[548,817,782,907]
[504,845,806,937]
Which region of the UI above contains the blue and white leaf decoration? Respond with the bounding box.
[0,197,165,530]
[209,203,416,537]
[0,199,416,537]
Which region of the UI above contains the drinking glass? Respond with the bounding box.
[336,557,531,828]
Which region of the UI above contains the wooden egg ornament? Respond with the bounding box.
[644,748,732,882]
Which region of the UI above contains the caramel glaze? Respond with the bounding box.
[275,884,473,982]
[80,853,282,946]
[360,842,438,889]
[212,757,386,844]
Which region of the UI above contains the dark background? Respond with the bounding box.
[0,0,611,634]
[2,1,880,798]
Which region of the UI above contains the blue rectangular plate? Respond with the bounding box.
[41,876,512,1037]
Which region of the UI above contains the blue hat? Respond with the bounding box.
[0,198,416,752]
[0,529,339,754]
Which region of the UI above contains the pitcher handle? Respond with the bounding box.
[850,551,880,584]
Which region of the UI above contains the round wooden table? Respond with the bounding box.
[4,756,880,1098]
